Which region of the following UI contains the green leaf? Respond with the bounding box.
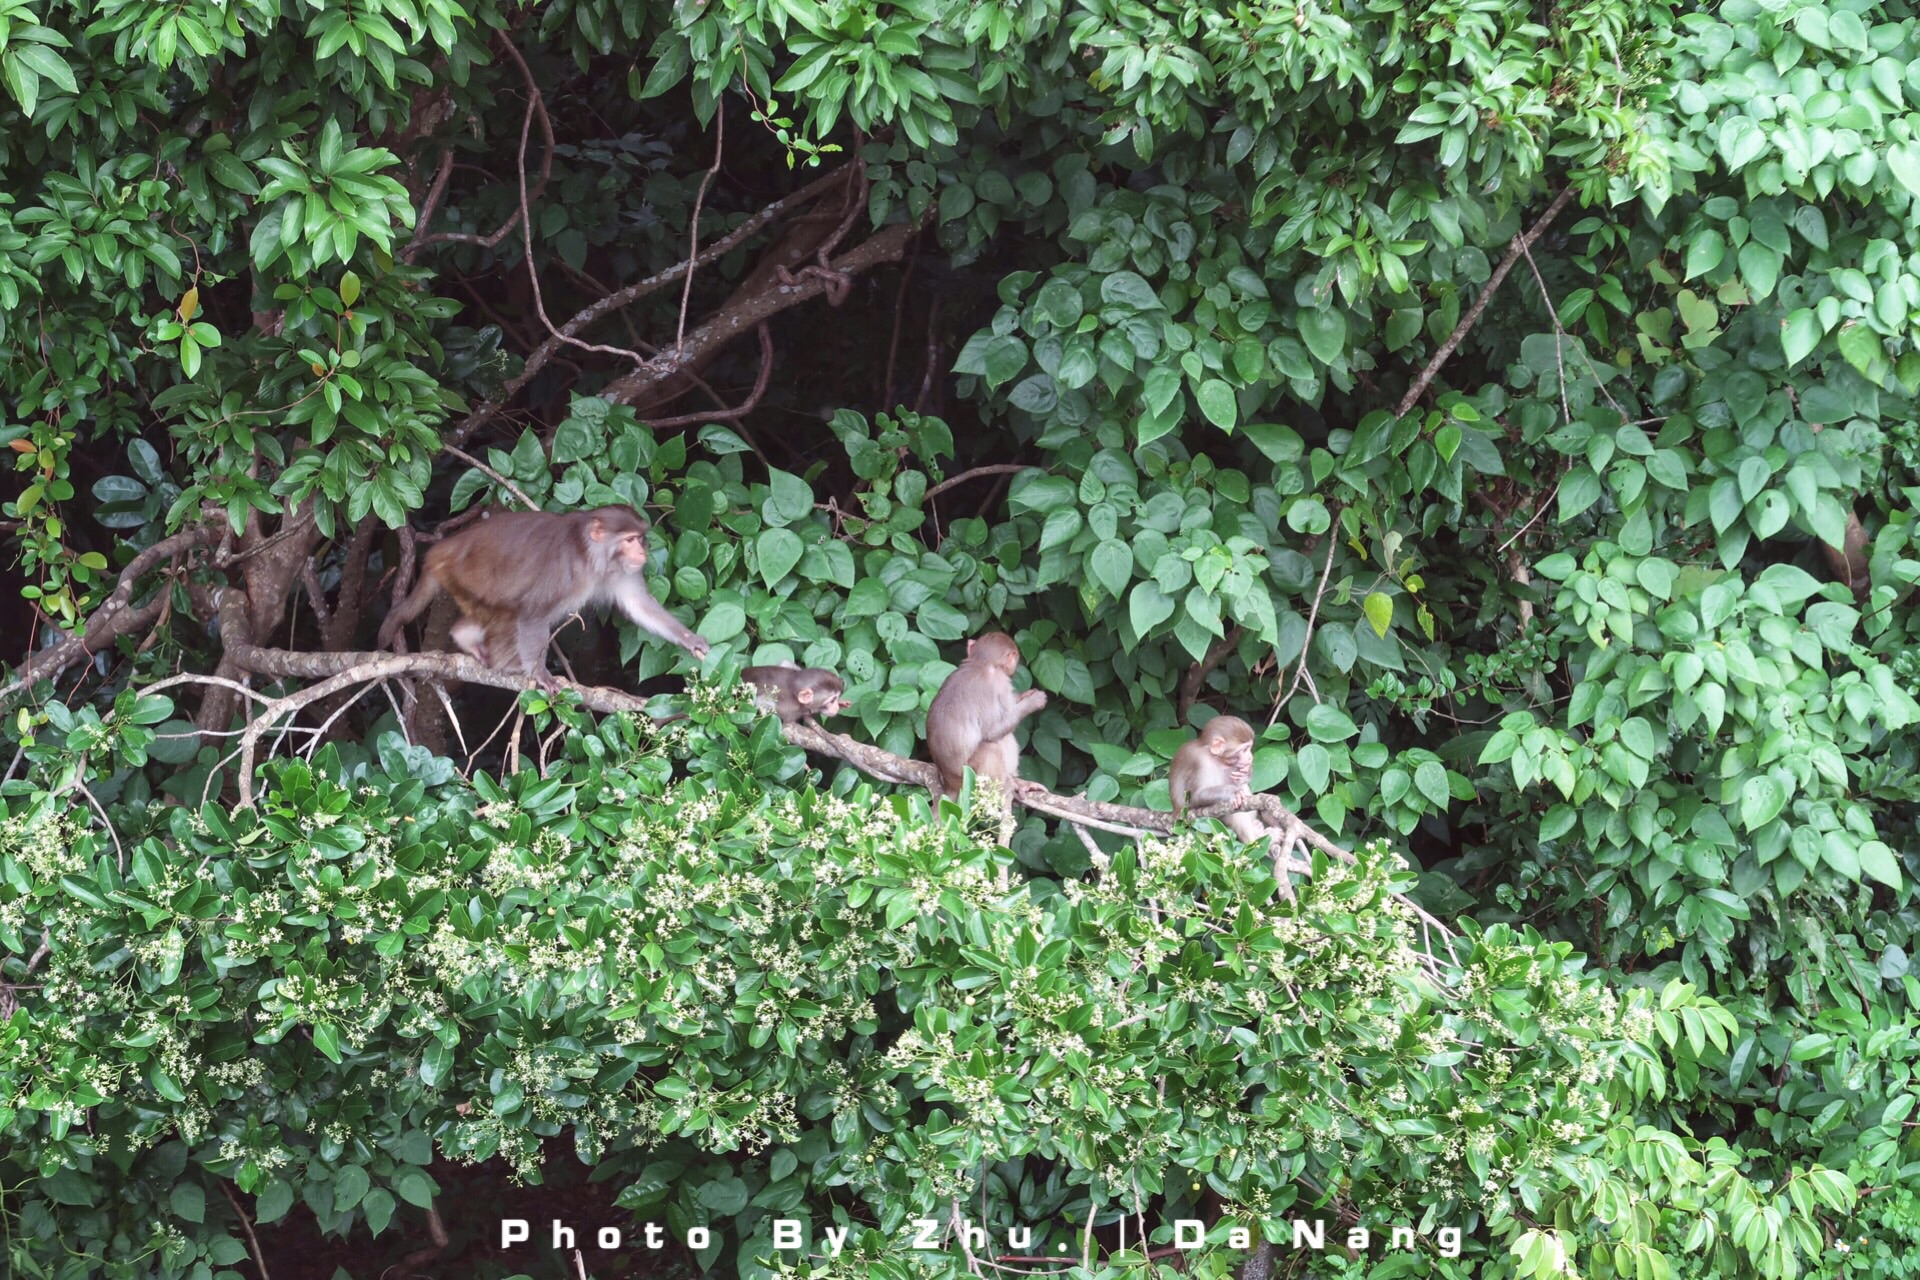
[1684,228,1726,279]
[420,1037,453,1088]
[1887,143,1920,198]
[1243,422,1303,465]
[1414,760,1449,809]
[1718,117,1767,170]
[1557,467,1602,520]
[1129,581,1175,635]
[1195,379,1237,430]
[363,1188,397,1236]
[333,1165,370,1213]
[1362,591,1393,637]
[764,468,814,526]
[756,528,804,586]
[1296,307,1347,366]
[171,1183,206,1224]
[1100,271,1161,310]
[392,1168,435,1209]
[1780,309,1821,367]
[1739,776,1787,831]
[255,1180,295,1224]
[12,44,75,95]
[1089,539,1132,598]
[1858,841,1902,889]
[2,54,40,118]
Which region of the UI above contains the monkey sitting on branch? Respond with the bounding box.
[378,505,708,690]
[743,664,846,725]
[1169,713,1301,897]
[1170,713,1266,844]
[924,631,1047,806]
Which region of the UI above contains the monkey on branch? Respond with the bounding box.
[378,505,708,689]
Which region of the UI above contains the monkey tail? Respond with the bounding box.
[377,571,440,650]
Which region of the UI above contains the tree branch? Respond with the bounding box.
[598,215,929,409]
[444,163,856,449]
[923,464,1034,503]
[1394,186,1576,419]
[1,523,221,702]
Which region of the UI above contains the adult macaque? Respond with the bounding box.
[1169,714,1265,842]
[377,505,708,689]
[925,631,1047,800]
[743,663,846,725]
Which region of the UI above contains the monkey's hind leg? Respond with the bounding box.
[449,617,491,665]
[513,616,562,691]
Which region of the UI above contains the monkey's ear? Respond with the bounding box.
[798,688,815,705]
[587,517,608,541]
[964,638,977,657]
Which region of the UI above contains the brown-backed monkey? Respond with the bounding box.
[925,631,1047,800]
[377,505,708,689]
[743,664,846,725]
[1169,714,1265,843]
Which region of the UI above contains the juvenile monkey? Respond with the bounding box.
[377,505,708,689]
[1169,714,1265,843]
[743,664,846,725]
[924,631,1047,800]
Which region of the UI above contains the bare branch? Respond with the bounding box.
[781,720,1359,870]
[1272,532,1339,724]
[1395,186,1576,419]
[923,465,1033,503]
[442,443,541,510]
[445,163,856,449]
[676,106,726,352]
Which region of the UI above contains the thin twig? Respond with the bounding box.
[924,465,1033,503]
[676,106,726,352]
[1272,533,1339,724]
[442,444,541,510]
[219,1181,271,1280]
[495,37,646,368]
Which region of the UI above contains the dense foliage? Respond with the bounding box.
[0,0,1917,1273]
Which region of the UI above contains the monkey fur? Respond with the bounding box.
[1169,714,1266,842]
[377,505,708,689]
[924,631,1047,800]
[743,663,846,724]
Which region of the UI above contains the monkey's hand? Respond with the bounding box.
[1017,689,1048,713]
[683,633,711,659]
[528,669,562,694]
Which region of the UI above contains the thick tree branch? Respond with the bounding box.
[782,720,1357,868]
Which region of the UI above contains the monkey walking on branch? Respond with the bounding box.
[378,505,708,690]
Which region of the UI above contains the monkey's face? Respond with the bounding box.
[799,680,845,717]
[1209,734,1253,780]
[612,530,648,573]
